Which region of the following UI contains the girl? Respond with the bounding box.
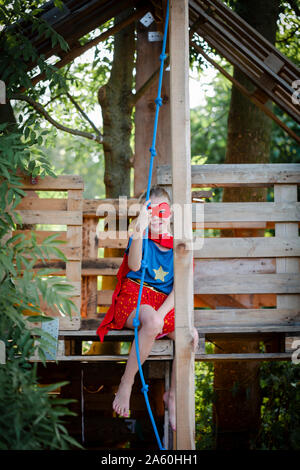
[97,184,198,431]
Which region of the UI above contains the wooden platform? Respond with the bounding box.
[16,164,300,363]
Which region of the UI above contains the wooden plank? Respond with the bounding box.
[194,222,269,229]
[21,246,81,261]
[194,202,300,223]
[157,164,300,186]
[205,0,300,72]
[97,231,129,249]
[97,290,114,305]
[196,325,299,333]
[194,308,300,328]
[193,237,300,258]
[275,185,300,312]
[189,40,300,145]
[192,190,214,199]
[195,258,275,275]
[81,216,100,319]
[33,258,278,277]
[15,198,67,211]
[30,354,173,362]
[19,175,84,190]
[195,353,292,361]
[80,257,275,276]
[188,4,300,125]
[65,189,83,330]
[170,0,195,450]
[14,230,67,242]
[194,274,300,294]
[16,210,82,225]
[83,198,139,217]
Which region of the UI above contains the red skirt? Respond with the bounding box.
[107,277,175,339]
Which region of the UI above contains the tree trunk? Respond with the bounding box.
[213,0,281,450]
[98,9,135,199]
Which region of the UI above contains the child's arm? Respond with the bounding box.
[127,228,143,271]
[127,199,151,272]
[156,287,174,320]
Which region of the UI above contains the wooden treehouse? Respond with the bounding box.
[9,0,300,451]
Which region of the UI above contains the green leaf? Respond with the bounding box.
[25,315,54,323]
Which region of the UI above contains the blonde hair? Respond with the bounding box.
[138,184,171,205]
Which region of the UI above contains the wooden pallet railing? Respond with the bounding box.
[157,163,300,351]
[15,165,300,360]
[14,175,83,330]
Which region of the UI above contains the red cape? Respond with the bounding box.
[96,231,194,342]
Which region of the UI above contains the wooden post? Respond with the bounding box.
[81,217,99,319]
[65,189,83,330]
[275,185,300,310]
[170,0,195,450]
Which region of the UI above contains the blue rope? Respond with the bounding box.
[133,0,169,451]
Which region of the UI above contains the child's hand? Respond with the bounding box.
[135,199,151,234]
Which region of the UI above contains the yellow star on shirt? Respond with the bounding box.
[153,265,169,282]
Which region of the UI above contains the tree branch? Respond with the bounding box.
[66,92,101,137]
[11,93,103,144]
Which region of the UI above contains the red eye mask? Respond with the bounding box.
[148,202,171,218]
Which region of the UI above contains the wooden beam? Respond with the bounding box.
[275,185,300,315]
[193,237,300,258]
[190,41,300,145]
[195,352,292,361]
[194,202,300,223]
[194,273,300,294]
[81,216,99,319]
[194,308,300,329]
[65,189,82,330]
[15,210,82,225]
[17,174,84,190]
[170,0,195,450]
[157,164,300,186]
[27,7,148,90]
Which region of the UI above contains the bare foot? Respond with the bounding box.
[163,391,176,431]
[113,380,133,417]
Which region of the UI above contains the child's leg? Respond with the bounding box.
[113,304,164,417]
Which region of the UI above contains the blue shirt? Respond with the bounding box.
[125,235,174,294]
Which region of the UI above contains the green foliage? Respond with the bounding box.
[40,130,105,199]
[270,106,300,164]
[194,356,300,450]
[0,313,81,450]
[195,343,215,450]
[252,361,300,450]
[0,0,82,449]
[0,0,69,95]
[190,70,231,166]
